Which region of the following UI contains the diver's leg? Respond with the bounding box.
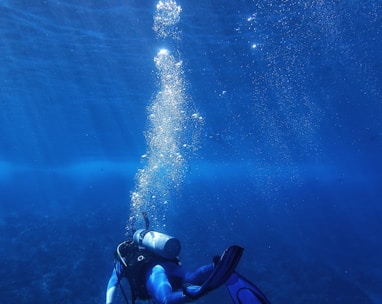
[146,265,188,304]
[184,263,214,285]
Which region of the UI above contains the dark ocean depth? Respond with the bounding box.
[1,0,381,303]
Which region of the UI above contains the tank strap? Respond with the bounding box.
[136,229,149,246]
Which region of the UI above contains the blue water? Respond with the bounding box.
[1,0,381,303]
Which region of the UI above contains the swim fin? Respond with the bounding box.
[184,245,244,299]
[225,271,271,304]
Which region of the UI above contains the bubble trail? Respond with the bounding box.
[127,1,202,232]
[153,0,182,39]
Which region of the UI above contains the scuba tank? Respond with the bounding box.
[133,229,181,260]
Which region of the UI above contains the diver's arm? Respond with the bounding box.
[105,268,119,304]
[106,286,117,304]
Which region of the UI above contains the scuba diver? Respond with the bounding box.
[106,214,271,304]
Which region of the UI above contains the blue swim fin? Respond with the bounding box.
[225,271,271,304]
[184,245,244,299]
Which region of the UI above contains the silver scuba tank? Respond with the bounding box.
[133,229,181,259]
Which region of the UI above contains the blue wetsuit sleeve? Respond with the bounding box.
[106,262,124,304]
[108,261,124,288]
[107,268,118,290]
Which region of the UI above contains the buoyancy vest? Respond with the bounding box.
[115,240,180,303]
